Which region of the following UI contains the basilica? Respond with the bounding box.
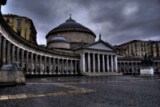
[0,1,119,76]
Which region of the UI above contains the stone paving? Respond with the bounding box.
[0,76,160,107]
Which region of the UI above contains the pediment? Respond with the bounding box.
[87,42,113,51]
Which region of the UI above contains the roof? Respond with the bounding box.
[75,39,116,52]
[118,40,145,47]
[46,17,96,38]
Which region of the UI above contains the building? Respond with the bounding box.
[3,14,37,44]
[0,1,119,76]
[118,57,160,75]
[116,40,160,75]
[115,40,160,58]
[1,1,159,76]
[148,41,160,57]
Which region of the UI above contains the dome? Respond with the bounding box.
[51,35,68,42]
[46,17,96,38]
[46,16,96,49]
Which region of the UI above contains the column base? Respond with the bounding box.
[81,72,122,76]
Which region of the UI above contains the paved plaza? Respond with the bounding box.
[0,76,160,107]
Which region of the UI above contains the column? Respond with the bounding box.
[102,54,105,72]
[75,60,77,74]
[92,53,95,72]
[26,51,29,74]
[2,38,6,64]
[12,45,15,64]
[114,56,118,72]
[70,59,73,74]
[35,54,38,74]
[60,59,63,74]
[44,56,46,74]
[49,57,51,75]
[66,59,69,75]
[62,59,65,74]
[81,53,86,73]
[39,55,42,75]
[57,58,60,74]
[107,55,110,72]
[7,42,11,64]
[16,48,20,66]
[21,49,24,69]
[52,58,55,74]
[87,53,91,72]
[97,54,100,72]
[111,55,114,72]
[31,53,33,75]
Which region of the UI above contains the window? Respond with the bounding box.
[17,29,21,36]
[17,19,22,27]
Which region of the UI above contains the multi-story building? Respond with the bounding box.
[148,41,160,57]
[3,14,37,44]
[115,40,160,58]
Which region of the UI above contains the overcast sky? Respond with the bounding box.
[1,0,160,45]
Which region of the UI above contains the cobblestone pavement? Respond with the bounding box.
[0,76,160,107]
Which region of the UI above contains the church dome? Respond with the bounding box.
[46,16,96,49]
[46,17,96,38]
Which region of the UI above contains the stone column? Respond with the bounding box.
[70,60,73,74]
[107,55,110,72]
[81,53,86,73]
[53,58,55,74]
[7,42,11,64]
[75,60,77,74]
[93,53,95,72]
[2,38,6,64]
[39,55,42,75]
[31,53,34,75]
[11,45,15,64]
[49,57,51,75]
[57,58,60,75]
[87,53,91,72]
[114,55,118,72]
[35,54,38,74]
[102,54,105,72]
[66,59,68,75]
[63,59,66,74]
[97,54,100,72]
[21,49,24,69]
[44,56,47,75]
[111,55,114,72]
[17,48,20,66]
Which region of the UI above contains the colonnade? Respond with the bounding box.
[0,35,80,75]
[118,60,160,74]
[81,52,118,73]
[118,61,141,74]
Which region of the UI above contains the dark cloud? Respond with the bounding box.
[2,0,160,45]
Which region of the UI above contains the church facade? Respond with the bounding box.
[0,1,119,76]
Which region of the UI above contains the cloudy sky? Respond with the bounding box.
[1,0,160,45]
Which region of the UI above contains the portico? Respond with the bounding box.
[79,39,118,75]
